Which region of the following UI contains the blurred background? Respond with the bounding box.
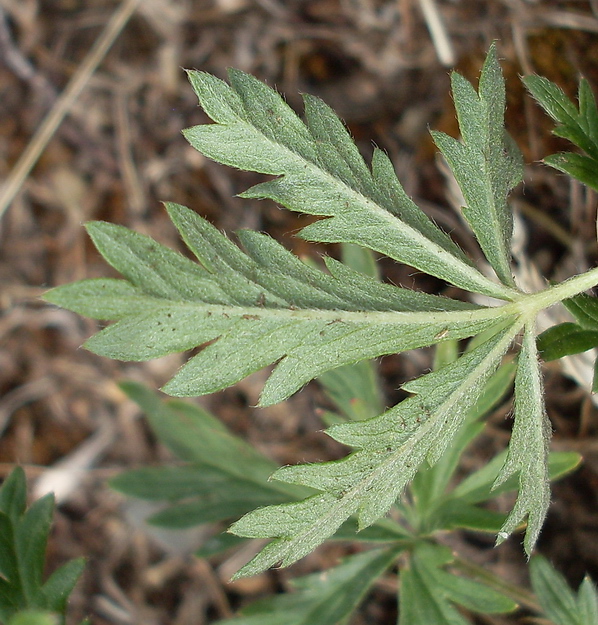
[1,1,598,623]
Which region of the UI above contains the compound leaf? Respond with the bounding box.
[41,47,595,581]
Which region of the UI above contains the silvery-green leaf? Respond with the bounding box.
[184,69,516,300]
[432,43,522,287]
[46,204,507,406]
[230,324,520,577]
[494,324,551,554]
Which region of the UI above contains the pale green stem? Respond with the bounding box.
[513,265,598,317]
[186,266,598,327]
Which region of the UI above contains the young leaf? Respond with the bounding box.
[229,325,520,577]
[398,542,516,625]
[183,68,516,300]
[494,324,551,553]
[213,547,401,625]
[530,555,598,625]
[431,43,523,287]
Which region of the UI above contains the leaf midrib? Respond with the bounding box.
[224,113,519,301]
[135,299,517,326]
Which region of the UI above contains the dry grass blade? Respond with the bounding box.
[0,0,141,220]
[417,0,455,66]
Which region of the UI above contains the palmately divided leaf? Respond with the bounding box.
[494,324,551,554]
[524,75,598,191]
[0,469,84,623]
[41,47,592,581]
[398,542,516,625]
[431,43,522,287]
[184,68,517,300]
[229,324,521,577]
[46,203,509,406]
[214,547,402,625]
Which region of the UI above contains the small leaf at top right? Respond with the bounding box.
[524,75,598,191]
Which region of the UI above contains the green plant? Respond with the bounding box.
[530,555,598,625]
[109,375,582,624]
[0,468,86,625]
[28,44,598,621]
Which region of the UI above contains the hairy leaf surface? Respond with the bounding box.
[230,326,520,577]
[183,68,516,300]
[431,43,522,286]
[46,203,506,406]
[494,325,551,552]
[41,47,598,581]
